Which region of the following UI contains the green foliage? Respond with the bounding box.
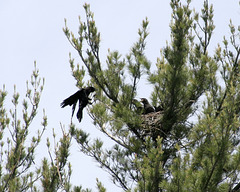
[0,64,86,192]
[135,137,164,192]
[96,178,106,192]
[41,127,73,192]
[0,63,46,192]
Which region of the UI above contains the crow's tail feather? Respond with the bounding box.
[77,107,83,122]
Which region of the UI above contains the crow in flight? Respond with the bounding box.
[140,98,155,114]
[61,87,95,122]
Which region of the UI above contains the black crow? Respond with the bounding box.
[61,87,95,122]
[140,98,155,114]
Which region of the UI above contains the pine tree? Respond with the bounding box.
[0,63,46,191]
[63,0,240,191]
[0,64,75,192]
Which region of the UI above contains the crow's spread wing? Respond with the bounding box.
[71,102,77,117]
[60,89,82,108]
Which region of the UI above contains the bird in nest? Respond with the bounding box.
[140,98,155,114]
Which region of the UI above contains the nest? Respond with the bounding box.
[140,111,164,139]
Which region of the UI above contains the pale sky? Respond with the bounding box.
[0,0,239,191]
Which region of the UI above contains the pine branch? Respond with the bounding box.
[216,45,240,118]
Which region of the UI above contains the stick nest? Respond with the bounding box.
[140,111,164,139]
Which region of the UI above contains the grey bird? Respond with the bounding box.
[140,98,155,114]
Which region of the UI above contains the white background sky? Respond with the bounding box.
[0,0,239,191]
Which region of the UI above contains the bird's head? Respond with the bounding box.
[86,87,96,95]
[140,98,149,105]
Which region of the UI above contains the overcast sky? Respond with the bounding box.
[0,0,239,191]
